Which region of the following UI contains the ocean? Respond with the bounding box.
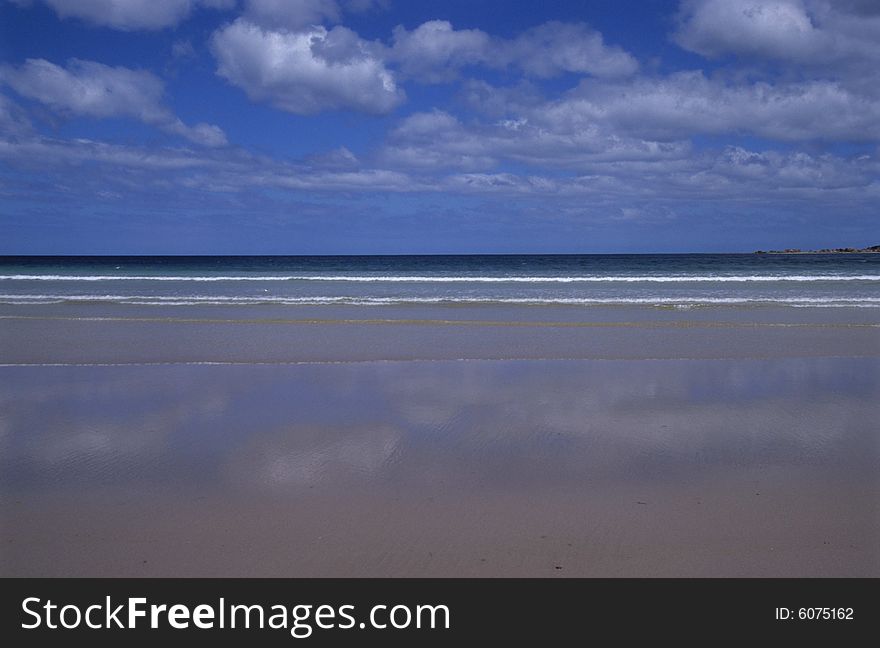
[0,254,878,308]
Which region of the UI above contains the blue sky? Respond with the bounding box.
[0,0,878,254]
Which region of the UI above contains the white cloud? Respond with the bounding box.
[211,19,404,115]
[163,121,227,147]
[675,0,820,60]
[439,146,879,201]
[554,72,880,142]
[0,58,227,146]
[376,67,880,188]
[387,20,637,83]
[14,0,235,31]
[462,73,880,145]
[0,137,227,173]
[389,21,490,82]
[673,0,880,71]
[0,94,33,135]
[382,108,692,173]
[381,111,497,171]
[1,123,877,216]
[305,145,359,169]
[499,21,639,78]
[3,1,879,218]
[710,146,873,190]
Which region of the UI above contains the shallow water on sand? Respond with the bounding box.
[1,357,877,576]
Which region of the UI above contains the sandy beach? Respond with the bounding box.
[1,303,877,577]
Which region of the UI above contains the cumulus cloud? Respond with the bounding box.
[382,108,692,174]
[387,20,637,83]
[0,94,33,135]
[0,58,227,146]
[12,0,234,31]
[388,21,491,83]
[463,72,880,145]
[1,118,877,227]
[499,21,639,78]
[673,0,880,70]
[3,0,879,230]
[555,72,880,142]
[0,131,432,196]
[381,110,497,171]
[675,0,820,60]
[442,147,880,201]
[710,146,873,190]
[211,19,404,115]
[376,63,880,189]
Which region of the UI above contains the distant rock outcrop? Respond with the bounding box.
[754,246,880,254]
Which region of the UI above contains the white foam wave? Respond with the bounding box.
[2,294,879,307]
[0,274,878,283]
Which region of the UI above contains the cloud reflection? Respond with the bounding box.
[0,358,877,493]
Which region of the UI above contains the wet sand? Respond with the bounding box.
[0,304,878,576]
[1,302,878,363]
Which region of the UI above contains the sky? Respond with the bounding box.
[0,0,878,254]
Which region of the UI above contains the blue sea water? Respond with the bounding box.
[0,254,878,307]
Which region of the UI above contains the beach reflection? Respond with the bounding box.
[0,358,877,493]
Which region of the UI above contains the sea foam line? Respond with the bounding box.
[2,294,879,307]
[0,274,878,283]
